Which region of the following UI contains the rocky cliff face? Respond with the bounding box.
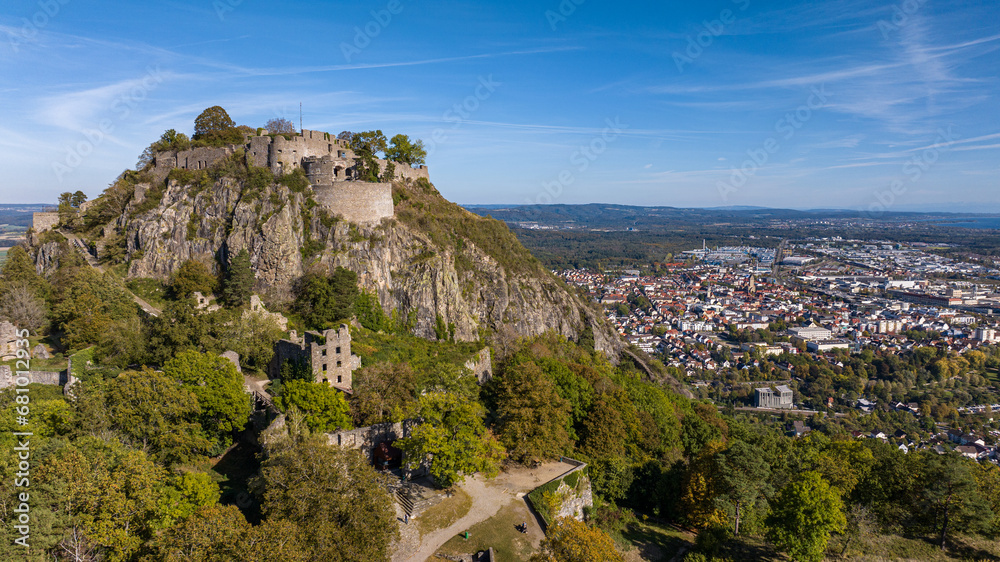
[71,175,622,356]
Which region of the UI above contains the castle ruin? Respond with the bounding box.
[270,324,361,393]
[150,128,429,225]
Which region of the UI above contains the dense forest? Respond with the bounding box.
[1,233,999,561]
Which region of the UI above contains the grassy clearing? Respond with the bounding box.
[436,501,538,562]
[125,277,171,309]
[618,520,693,562]
[415,487,473,537]
[828,532,1000,561]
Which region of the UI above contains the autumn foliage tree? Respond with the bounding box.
[487,359,572,464]
[531,517,625,562]
[254,435,398,562]
[193,105,237,143]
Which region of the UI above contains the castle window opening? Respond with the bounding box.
[321,349,327,356]
[322,363,327,371]
[336,347,341,354]
[337,375,342,383]
[336,361,342,367]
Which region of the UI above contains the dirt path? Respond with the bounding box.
[60,230,162,317]
[395,462,573,562]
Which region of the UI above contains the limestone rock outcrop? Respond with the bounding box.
[40,177,622,357]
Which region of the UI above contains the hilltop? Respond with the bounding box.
[27,125,620,355]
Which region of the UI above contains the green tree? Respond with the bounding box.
[714,440,772,536]
[254,436,398,562]
[145,300,223,365]
[385,134,427,166]
[396,392,505,487]
[106,368,212,464]
[578,393,628,460]
[151,504,309,562]
[530,517,625,562]
[294,267,358,330]
[138,128,192,168]
[163,350,251,442]
[350,362,417,426]
[766,471,846,562]
[355,289,389,331]
[157,472,222,528]
[171,259,216,298]
[193,106,236,140]
[1,245,48,296]
[488,360,572,464]
[349,130,388,182]
[152,504,253,562]
[918,453,992,550]
[224,309,285,374]
[33,439,171,561]
[275,380,352,433]
[222,249,254,307]
[51,268,139,349]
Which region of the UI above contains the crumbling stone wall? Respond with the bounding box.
[0,365,77,389]
[31,212,60,233]
[325,419,418,459]
[381,160,430,182]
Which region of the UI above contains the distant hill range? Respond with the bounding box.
[0,204,52,228]
[462,203,999,231]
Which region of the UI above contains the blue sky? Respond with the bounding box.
[1,0,999,212]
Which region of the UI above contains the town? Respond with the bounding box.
[558,238,1000,464]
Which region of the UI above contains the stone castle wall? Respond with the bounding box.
[312,182,394,224]
[0,365,78,389]
[325,419,418,459]
[381,159,430,182]
[32,212,60,233]
[151,128,422,224]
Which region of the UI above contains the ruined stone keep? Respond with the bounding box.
[271,324,361,393]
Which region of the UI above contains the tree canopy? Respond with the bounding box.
[385,134,427,166]
[254,435,398,562]
[275,380,353,433]
[193,106,236,140]
[264,117,295,134]
[396,391,505,487]
[766,471,846,562]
